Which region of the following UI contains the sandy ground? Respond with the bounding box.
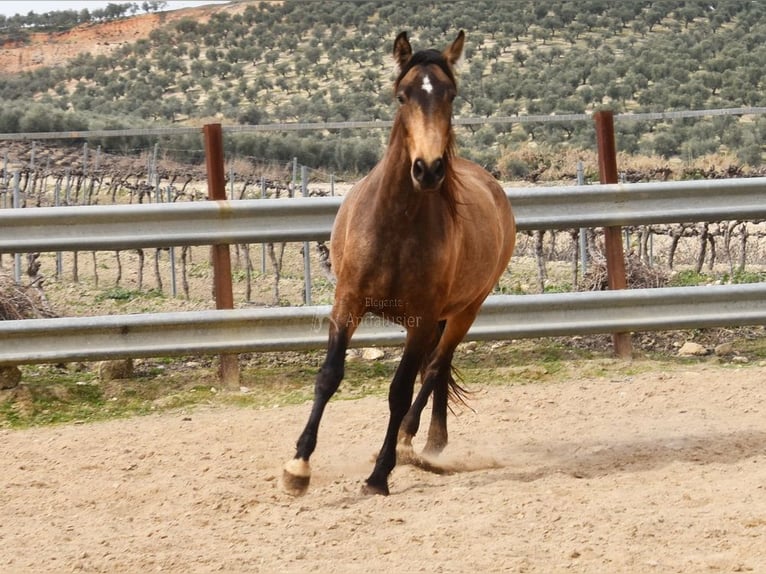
[1,362,765,573]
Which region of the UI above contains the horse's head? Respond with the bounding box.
[393,30,464,193]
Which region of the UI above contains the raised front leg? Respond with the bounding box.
[283,319,353,496]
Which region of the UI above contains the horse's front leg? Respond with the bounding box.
[282,312,357,496]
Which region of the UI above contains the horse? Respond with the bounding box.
[282,30,516,496]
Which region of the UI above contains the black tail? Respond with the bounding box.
[447,365,475,414]
[431,319,476,414]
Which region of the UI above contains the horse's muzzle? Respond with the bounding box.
[412,157,445,191]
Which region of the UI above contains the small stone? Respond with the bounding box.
[0,366,22,389]
[361,348,385,361]
[714,342,734,356]
[677,342,709,357]
[97,359,134,382]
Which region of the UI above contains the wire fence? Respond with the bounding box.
[2,106,765,141]
[2,107,766,315]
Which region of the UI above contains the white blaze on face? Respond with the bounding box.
[421,74,433,95]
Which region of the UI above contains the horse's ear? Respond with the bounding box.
[393,31,412,70]
[443,30,465,67]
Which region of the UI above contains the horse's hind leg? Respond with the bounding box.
[423,368,451,456]
[395,359,452,474]
[397,323,444,460]
[400,309,479,464]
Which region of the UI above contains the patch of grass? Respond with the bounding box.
[95,286,165,303]
[668,270,710,287]
[96,286,135,301]
[727,336,766,359]
[2,378,106,427]
[4,333,765,429]
[187,262,211,279]
[1,362,217,428]
[543,282,573,294]
[231,269,248,282]
[495,283,528,295]
[0,401,22,426]
[724,270,766,284]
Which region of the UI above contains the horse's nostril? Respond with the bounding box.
[413,158,426,182]
[412,158,446,187]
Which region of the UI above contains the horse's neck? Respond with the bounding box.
[361,120,457,221]
[362,152,411,212]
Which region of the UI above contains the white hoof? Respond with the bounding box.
[282,458,311,496]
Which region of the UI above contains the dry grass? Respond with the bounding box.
[581,252,670,291]
[497,143,758,183]
[0,270,56,320]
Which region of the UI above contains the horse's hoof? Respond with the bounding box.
[396,442,418,465]
[361,481,389,496]
[282,459,311,496]
[422,441,447,458]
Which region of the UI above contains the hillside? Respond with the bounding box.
[0,0,765,175]
[0,3,231,73]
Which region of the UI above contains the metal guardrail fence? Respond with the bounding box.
[2,177,766,252]
[2,176,766,366]
[2,283,766,365]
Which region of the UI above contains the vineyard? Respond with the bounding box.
[2,137,766,327]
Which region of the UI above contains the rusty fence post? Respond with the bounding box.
[203,123,241,388]
[593,110,633,359]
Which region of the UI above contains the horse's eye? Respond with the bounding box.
[396,93,406,105]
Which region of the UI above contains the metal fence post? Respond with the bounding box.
[594,110,632,359]
[301,165,312,305]
[12,171,21,283]
[166,186,177,297]
[576,161,587,276]
[203,123,240,389]
[260,176,267,274]
[291,157,297,198]
[54,181,63,278]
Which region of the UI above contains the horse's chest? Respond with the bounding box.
[359,223,445,271]
[337,231,447,310]
[332,191,454,300]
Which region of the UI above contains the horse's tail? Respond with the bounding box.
[447,365,475,414]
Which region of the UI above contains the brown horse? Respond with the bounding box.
[283,30,516,496]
